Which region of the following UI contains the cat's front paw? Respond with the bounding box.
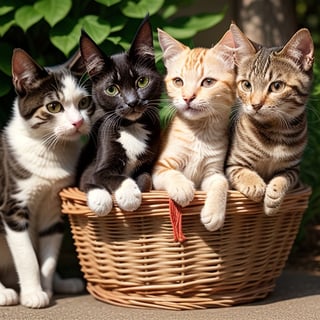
[241,183,266,202]
[20,290,50,308]
[264,177,288,215]
[115,178,141,211]
[0,288,19,306]
[87,188,113,216]
[230,169,266,202]
[200,185,227,232]
[201,207,225,232]
[237,178,266,202]
[167,177,195,207]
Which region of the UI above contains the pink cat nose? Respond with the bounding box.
[72,119,84,129]
[183,94,196,104]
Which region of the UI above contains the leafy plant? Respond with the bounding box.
[0,0,225,126]
[299,59,320,238]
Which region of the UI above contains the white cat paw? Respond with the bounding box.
[87,188,113,216]
[0,288,19,306]
[200,208,225,232]
[115,179,141,211]
[20,290,50,308]
[167,178,195,207]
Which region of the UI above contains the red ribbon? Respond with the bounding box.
[169,199,186,243]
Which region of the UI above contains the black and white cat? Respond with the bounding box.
[77,16,163,215]
[0,49,94,308]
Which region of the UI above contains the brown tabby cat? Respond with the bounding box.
[152,28,237,231]
[226,24,314,215]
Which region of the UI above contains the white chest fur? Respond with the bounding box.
[117,123,149,175]
[6,117,80,181]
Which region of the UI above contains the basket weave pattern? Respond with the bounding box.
[60,186,311,310]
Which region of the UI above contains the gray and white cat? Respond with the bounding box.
[0,49,94,308]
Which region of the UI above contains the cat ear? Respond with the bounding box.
[278,28,314,72]
[129,14,155,64]
[11,48,48,97]
[80,30,111,78]
[63,49,87,76]
[229,23,257,64]
[211,29,236,68]
[157,28,187,66]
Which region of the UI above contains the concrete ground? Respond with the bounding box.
[1,269,319,320]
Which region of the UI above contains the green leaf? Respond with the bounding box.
[181,13,225,32]
[0,14,15,36]
[117,39,131,51]
[94,0,121,6]
[50,18,82,56]
[162,26,196,39]
[121,0,165,18]
[108,15,127,33]
[0,42,13,76]
[0,5,14,16]
[167,12,225,39]
[15,5,43,32]
[34,0,71,27]
[0,71,11,97]
[106,36,122,45]
[160,4,178,19]
[81,15,111,44]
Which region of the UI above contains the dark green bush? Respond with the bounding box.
[299,60,320,238]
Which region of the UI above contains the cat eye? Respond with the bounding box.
[173,77,184,87]
[78,96,91,110]
[105,85,119,96]
[269,81,285,92]
[137,76,149,88]
[240,80,252,92]
[46,101,63,113]
[201,78,216,88]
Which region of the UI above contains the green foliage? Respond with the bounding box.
[299,60,320,236]
[0,0,225,124]
[296,0,320,48]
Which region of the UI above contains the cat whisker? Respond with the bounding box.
[276,113,291,130]
[162,103,176,115]
[145,106,160,125]
[159,103,176,126]
[100,113,121,137]
[41,133,59,151]
[229,103,241,124]
[78,73,92,89]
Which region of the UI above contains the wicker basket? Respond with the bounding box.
[60,185,311,310]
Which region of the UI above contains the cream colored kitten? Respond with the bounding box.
[152,28,236,231]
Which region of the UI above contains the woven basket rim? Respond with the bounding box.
[60,184,311,217]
